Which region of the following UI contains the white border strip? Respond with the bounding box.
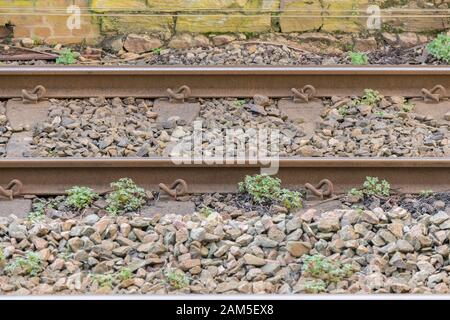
[1,294,450,300]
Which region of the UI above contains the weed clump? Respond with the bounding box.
[360,89,381,106]
[106,178,147,215]
[56,48,76,65]
[337,89,382,117]
[238,174,302,210]
[118,267,133,281]
[420,189,433,197]
[5,252,43,276]
[427,34,450,63]
[348,51,369,65]
[165,269,189,289]
[27,197,63,223]
[348,176,391,199]
[66,186,98,210]
[91,274,114,288]
[301,254,353,292]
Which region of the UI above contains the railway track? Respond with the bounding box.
[0,66,449,196]
[1,66,450,98]
[1,66,450,297]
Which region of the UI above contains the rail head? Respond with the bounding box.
[0,158,448,168]
[2,65,450,75]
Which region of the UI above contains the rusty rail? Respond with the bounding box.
[1,66,450,98]
[0,158,448,195]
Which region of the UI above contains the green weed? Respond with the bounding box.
[348,51,369,65]
[427,34,450,63]
[5,252,43,276]
[106,178,147,215]
[238,174,302,210]
[56,48,76,65]
[66,186,98,210]
[165,269,189,289]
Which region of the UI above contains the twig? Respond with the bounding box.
[238,40,318,56]
[79,51,154,65]
[0,44,57,58]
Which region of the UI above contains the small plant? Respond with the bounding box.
[348,188,364,198]
[243,32,256,39]
[427,34,450,63]
[0,247,4,264]
[106,178,147,215]
[60,247,72,262]
[56,48,76,65]
[5,252,43,276]
[91,274,114,288]
[363,176,390,197]
[402,102,414,113]
[420,189,433,197]
[152,47,162,55]
[118,267,133,281]
[238,174,302,210]
[165,269,189,289]
[348,51,368,65]
[338,105,349,116]
[302,254,353,283]
[66,186,98,210]
[279,188,302,210]
[32,36,44,46]
[27,199,47,223]
[239,174,281,203]
[303,279,327,293]
[28,210,45,223]
[354,206,364,216]
[347,176,391,199]
[199,206,214,218]
[361,89,381,106]
[235,99,246,107]
[28,197,63,223]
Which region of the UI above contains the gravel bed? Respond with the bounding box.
[1,190,449,295]
[0,101,11,157]
[142,43,441,66]
[0,41,446,67]
[27,94,449,158]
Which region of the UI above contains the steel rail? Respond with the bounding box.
[1,66,450,98]
[0,158,448,195]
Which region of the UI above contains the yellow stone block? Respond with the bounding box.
[146,0,279,11]
[279,0,323,32]
[91,0,147,12]
[0,0,34,8]
[101,15,174,33]
[177,14,271,33]
[321,0,368,32]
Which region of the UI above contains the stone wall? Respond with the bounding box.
[0,0,100,43]
[0,0,449,44]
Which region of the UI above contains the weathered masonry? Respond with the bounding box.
[0,0,449,43]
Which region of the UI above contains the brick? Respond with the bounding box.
[279,0,322,32]
[147,0,279,10]
[177,14,271,33]
[100,15,174,34]
[51,35,98,44]
[10,26,32,38]
[0,0,33,8]
[321,0,368,33]
[91,0,147,12]
[32,27,53,38]
[382,9,447,32]
[71,22,100,38]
